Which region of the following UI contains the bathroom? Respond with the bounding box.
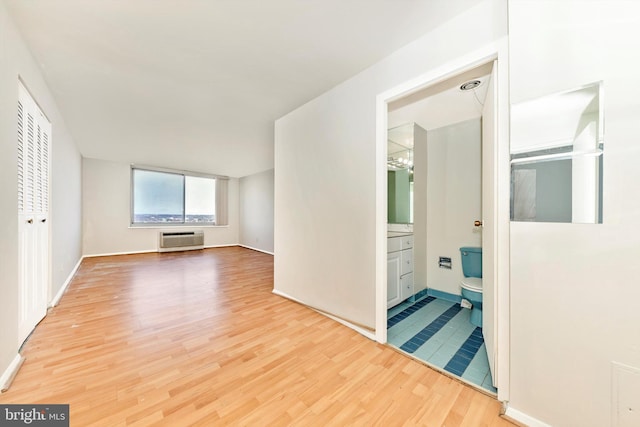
[386,62,496,392]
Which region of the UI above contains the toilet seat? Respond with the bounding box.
[461,277,482,293]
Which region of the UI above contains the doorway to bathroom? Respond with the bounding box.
[375,47,510,400]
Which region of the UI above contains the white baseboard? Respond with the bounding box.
[239,244,274,255]
[85,244,245,258]
[272,289,376,341]
[203,244,238,249]
[49,257,83,307]
[321,309,376,341]
[0,354,25,393]
[504,405,552,427]
[83,249,157,258]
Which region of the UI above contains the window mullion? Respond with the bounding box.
[182,174,186,224]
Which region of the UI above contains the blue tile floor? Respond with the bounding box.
[387,295,497,393]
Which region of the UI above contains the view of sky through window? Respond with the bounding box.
[185,175,216,219]
[132,169,215,224]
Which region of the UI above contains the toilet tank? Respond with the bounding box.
[460,247,482,278]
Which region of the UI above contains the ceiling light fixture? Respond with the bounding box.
[460,80,482,91]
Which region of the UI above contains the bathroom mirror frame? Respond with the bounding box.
[510,81,604,224]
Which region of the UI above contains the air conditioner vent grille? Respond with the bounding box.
[158,231,204,252]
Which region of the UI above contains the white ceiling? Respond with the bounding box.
[388,62,493,132]
[5,0,483,178]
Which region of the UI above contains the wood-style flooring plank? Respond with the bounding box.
[0,247,513,426]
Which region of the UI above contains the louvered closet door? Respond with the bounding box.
[17,82,50,345]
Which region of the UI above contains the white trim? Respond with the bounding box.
[49,257,82,307]
[321,310,376,341]
[203,244,239,249]
[272,289,376,341]
[494,37,512,404]
[83,244,241,258]
[239,245,274,255]
[83,249,156,258]
[375,39,511,400]
[504,405,553,427]
[375,80,388,344]
[0,354,25,393]
[158,245,205,253]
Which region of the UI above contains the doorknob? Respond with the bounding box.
[474,220,483,227]
[27,218,33,224]
[41,219,46,223]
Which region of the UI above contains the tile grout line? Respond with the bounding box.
[443,327,484,377]
[387,296,436,328]
[398,304,462,353]
[387,296,496,393]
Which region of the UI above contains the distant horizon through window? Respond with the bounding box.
[132,168,216,225]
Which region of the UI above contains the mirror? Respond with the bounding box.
[510,82,603,223]
[388,123,414,224]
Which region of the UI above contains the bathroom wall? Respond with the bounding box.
[422,119,482,296]
[512,159,572,222]
[508,1,640,426]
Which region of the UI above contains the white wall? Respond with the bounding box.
[82,157,239,256]
[424,119,482,296]
[508,1,640,426]
[274,0,507,328]
[0,2,82,376]
[239,169,274,254]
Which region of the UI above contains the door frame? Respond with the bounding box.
[374,39,511,401]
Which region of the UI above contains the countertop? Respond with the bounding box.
[387,231,413,238]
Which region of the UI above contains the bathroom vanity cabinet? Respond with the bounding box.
[387,234,414,308]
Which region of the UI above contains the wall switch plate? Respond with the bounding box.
[612,362,640,427]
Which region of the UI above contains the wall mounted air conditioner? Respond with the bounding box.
[158,231,204,252]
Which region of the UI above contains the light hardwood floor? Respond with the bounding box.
[0,247,513,426]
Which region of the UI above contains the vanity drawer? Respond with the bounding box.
[400,272,414,300]
[401,248,413,275]
[401,236,414,250]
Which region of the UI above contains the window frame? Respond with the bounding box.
[130,165,223,227]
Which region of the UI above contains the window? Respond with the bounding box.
[131,166,227,225]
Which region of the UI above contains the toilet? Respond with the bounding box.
[460,246,483,328]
